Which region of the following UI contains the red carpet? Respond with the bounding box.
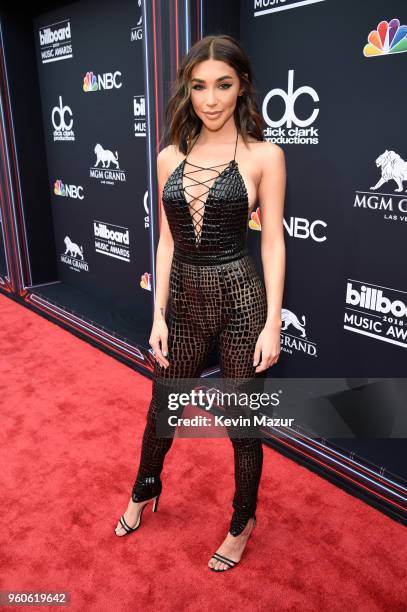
[0,292,406,611]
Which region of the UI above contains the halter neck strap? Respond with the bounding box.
[233,129,238,161]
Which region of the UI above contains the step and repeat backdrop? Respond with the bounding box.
[33,0,151,331]
[31,0,407,379]
[27,0,406,480]
[241,0,406,378]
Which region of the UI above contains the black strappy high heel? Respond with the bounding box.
[208,515,256,572]
[116,494,160,536]
[115,475,162,537]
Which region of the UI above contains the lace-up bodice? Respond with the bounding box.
[162,131,250,265]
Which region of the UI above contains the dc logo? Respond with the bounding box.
[262,69,319,128]
[52,95,73,131]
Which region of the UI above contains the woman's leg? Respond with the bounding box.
[219,258,268,536]
[219,351,267,536]
[132,312,215,502]
[208,258,267,568]
[116,279,216,534]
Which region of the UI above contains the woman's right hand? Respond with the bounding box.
[149,319,170,369]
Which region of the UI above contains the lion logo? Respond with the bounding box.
[281,308,306,338]
[94,143,119,169]
[64,236,84,259]
[371,150,407,192]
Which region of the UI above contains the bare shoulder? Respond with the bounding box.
[256,142,285,184]
[157,144,171,172]
[157,144,183,178]
[244,139,285,167]
[255,141,285,164]
[157,144,183,172]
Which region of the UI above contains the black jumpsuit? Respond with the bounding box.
[131,130,268,536]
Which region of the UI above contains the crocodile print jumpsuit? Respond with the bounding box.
[132,130,268,536]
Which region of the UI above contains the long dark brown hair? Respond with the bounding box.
[163,34,265,155]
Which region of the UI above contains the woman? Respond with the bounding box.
[115,34,286,572]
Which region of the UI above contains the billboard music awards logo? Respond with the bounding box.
[133,96,146,137]
[131,0,143,41]
[51,96,75,142]
[280,308,318,357]
[93,221,130,262]
[353,150,407,224]
[344,280,407,349]
[90,144,127,185]
[363,18,407,57]
[253,0,326,18]
[54,179,84,200]
[61,235,89,272]
[83,71,122,92]
[262,70,319,145]
[38,19,72,63]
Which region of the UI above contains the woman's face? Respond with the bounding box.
[189,59,241,129]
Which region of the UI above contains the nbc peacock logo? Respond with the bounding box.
[53,179,84,199]
[249,207,261,231]
[54,179,66,196]
[363,18,407,57]
[83,71,98,92]
[140,272,151,290]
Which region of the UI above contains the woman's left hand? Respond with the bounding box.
[253,323,281,372]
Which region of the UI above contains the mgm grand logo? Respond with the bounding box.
[354,149,407,223]
[61,235,89,272]
[280,307,317,357]
[90,143,127,185]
